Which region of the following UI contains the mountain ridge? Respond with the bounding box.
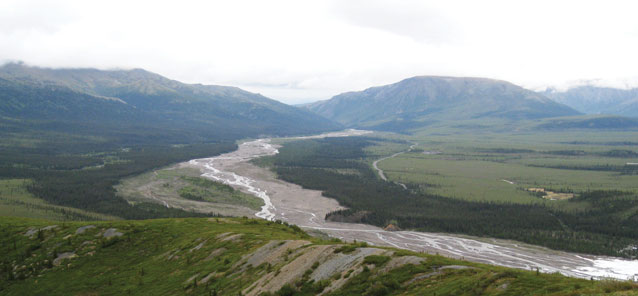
[0,63,280,105]
[306,76,580,131]
[541,85,638,117]
[0,63,341,144]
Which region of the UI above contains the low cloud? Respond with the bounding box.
[2,0,638,103]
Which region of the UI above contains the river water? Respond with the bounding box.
[186,130,638,280]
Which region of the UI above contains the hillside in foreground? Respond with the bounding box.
[1,216,637,296]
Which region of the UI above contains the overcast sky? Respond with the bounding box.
[2,0,638,104]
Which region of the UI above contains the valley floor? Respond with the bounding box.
[156,131,638,280]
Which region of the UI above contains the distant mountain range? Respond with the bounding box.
[0,63,340,145]
[541,86,638,117]
[305,76,580,131]
[4,63,634,144]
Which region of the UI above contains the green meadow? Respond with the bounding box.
[372,127,638,210]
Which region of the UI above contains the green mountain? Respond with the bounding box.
[541,85,638,118]
[306,76,580,131]
[2,216,635,296]
[0,63,341,145]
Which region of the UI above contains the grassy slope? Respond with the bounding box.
[1,216,636,296]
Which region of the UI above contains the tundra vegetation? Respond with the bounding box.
[1,216,636,295]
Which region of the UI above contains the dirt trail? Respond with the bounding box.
[185,130,638,280]
[373,154,397,181]
[372,143,416,189]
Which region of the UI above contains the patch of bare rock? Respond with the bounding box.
[75,225,95,234]
[236,241,427,296]
[103,228,123,238]
[24,225,58,238]
[53,252,77,266]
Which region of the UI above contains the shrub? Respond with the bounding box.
[334,245,357,254]
[363,255,391,266]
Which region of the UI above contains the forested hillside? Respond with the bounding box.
[0,63,341,144]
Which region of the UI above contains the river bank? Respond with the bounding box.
[185,130,638,280]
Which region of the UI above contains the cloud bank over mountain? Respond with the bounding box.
[2,0,638,103]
